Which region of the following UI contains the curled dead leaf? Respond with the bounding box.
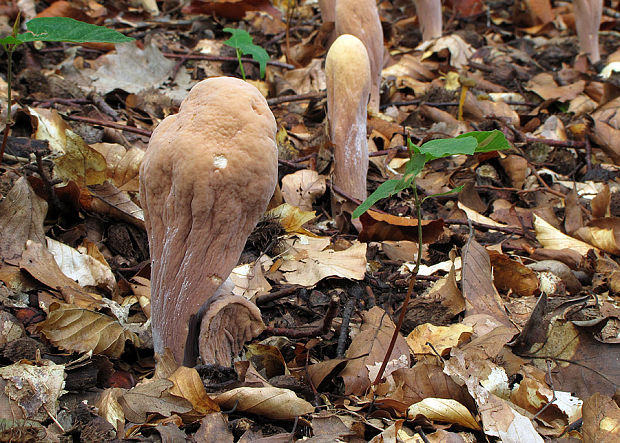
[214,387,314,420]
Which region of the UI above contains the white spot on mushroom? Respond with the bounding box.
[213,154,227,169]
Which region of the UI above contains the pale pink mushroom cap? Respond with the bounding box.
[335,0,384,113]
[326,35,371,228]
[140,77,277,365]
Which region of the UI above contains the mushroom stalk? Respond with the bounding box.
[326,35,371,228]
[573,0,603,64]
[414,0,442,41]
[318,0,335,23]
[335,0,384,113]
[140,77,277,366]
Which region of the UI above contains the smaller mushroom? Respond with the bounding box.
[326,34,371,229]
[335,0,384,113]
[414,0,443,42]
[573,0,603,64]
[318,0,335,23]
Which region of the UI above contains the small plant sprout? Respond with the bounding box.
[352,129,511,385]
[0,16,134,163]
[223,28,269,80]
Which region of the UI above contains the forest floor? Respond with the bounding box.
[0,0,619,441]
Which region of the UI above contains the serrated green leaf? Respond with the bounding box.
[223,28,269,78]
[9,17,134,44]
[456,129,510,153]
[419,136,478,159]
[352,179,403,219]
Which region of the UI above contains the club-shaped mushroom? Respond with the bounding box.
[140,77,277,366]
[414,0,442,41]
[574,0,603,63]
[326,34,371,228]
[335,0,384,113]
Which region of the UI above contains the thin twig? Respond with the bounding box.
[63,115,152,137]
[267,91,326,106]
[337,286,362,357]
[256,285,300,306]
[162,52,295,70]
[263,296,339,339]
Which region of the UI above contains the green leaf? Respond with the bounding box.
[352,179,403,219]
[457,130,510,153]
[421,185,464,203]
[404,152,427,179]
[223,28,269,78]
[13,17,134,44]
[418,136,478,159]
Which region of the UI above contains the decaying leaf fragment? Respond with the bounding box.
[37,303,139,358]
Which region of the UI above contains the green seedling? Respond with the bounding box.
[0,16,134,163]
[223,28,269,80]
[355,130,511,385]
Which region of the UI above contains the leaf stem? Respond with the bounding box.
[0,46,14,164]
[236,48,246,81]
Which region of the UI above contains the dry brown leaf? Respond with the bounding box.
[582,393,620,443]
[280,169,326,211]
[418,35,474,69]
[590,119,620,164]
[306,358,348,389]
[498,155,528,189]
[526,73,585,101]
[534,214,596,254]
[118,379,193,423]
[591,184,611,219]
[339,306,410,395]
[407,398,481,431]
[0,177,47,264]
[168,366,220,415]
[564,188,584,235]
[214,387,314,420]
[0,360,65,422]
[266,203,316,235]
[278,236,366,286]
[358,210,445,243]
[46,237,115,292]
[458,202,509,229]
[96,388,125,432]
[461,239,516,330]
[574,217,620,255]
[90,143,145,192]
[194,413,235,442]
[19,240,103,309]
[54,130,107,188]
[182,0,282,20]
[406,323,473,357]
[488,250,539,297]
[83,181,145,230]
[37,303,139,358]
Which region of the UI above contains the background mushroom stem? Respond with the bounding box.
[573,0,603,64]
[335,0,384,113]
[140,77,277,366]
[326,34,371,230]
[414,0,443,42]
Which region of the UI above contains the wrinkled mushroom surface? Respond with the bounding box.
[326,34,371,228]
[140,77,277,365]
[335,0,384,113]
[574,0,602,63]
[414,0,442,42]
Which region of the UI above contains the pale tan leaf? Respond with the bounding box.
[37,304,139,358]
[534,214,598,254]
[418,35,474,69]
[406,323,473,357]
[574,218,620,255]
[28,107,72,157]
[168,366,220,415]
[407,398,481,431]
[266,203,316,235]
[90,143,145,192]
[214,387,314,420]
[19,241,103,309]
[118,379,193,423]
[46,237,115,292]
[279,237,366,286]
[280,169,326,211]
[0,177,47,263]
[53,130,107,187]
[84,181,145,230]
[339,306,410,395]
[96,388,125,432]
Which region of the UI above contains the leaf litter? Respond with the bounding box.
[0,0,619,441]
